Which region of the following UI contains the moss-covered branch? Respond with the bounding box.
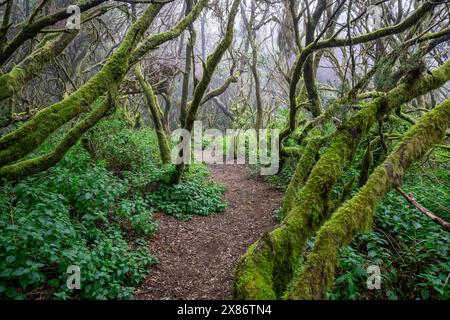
[135,64,171,164]
[286,98,450,299]
[178,0,196,127]
[302,0,327,118]
[291,101,340,145]
[0,31,79,102]
[129,0,207,65]
[183,0,241,133]
[201,73,239,105]
[0,0,13,55]
[0,3,164,168]
[280,130,324,220]
[234,59,450,299]
[0,0,108,66]
[171,0,241,184]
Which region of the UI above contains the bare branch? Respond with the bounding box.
[396,188,450,232]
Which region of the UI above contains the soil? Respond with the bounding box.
[135,164,283,299]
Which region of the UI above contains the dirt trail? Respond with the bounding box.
[135,164,282,299]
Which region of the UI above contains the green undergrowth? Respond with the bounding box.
[93,115,227,221]
[0,112,227,299]
[262,157,298,191]
[0,146,157,299]
[146,164,226,221]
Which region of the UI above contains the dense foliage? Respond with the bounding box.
[263,138,449,300]
[0,0,448,302]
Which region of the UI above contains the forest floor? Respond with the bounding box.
[135,164,283,299]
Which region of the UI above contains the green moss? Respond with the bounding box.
[285,98,450,299]
[234,224,306,299]
[130,0,206,64]
[280,133,324,219]
[234,241,276,299]
[172,0,241,183]
[234,61,450,300]
[0,32,78,102]
[0,4,164,168]
[288,1,436,129]
[0,96,113,181]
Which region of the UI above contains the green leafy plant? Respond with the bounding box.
[146,165,227,220]
[116,197,158,235]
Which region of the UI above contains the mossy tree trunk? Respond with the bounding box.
[0,92,118,181]
[280,129,324,219]
[0,0,108,66]
[171,0,242,184]
[161,92,172,134]
[302,0,327,118]
[234,60,450,299]
[135,64,171,164]
[0,0,14,55]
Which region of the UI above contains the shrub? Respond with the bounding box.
[92,117,161,174]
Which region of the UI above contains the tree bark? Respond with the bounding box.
[287,97,450,299]
[234,60,450,299]
[135,64,171,164]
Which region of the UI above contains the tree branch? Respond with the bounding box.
[396,188,450,232]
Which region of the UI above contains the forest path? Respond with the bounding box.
[135,164,282,299]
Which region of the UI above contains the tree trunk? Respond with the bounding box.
[135,65,171,164]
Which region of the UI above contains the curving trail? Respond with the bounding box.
[135,164,282,299]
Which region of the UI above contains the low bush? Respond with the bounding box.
[146,165,227,220]
[0,113,228,299]
[0,145,157,299]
